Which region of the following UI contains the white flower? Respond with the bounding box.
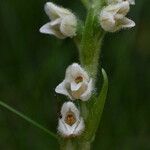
[100,1,135,32]
[55,63,93,101]
[39,2,77,39]
[107,0,135,5]
[58,102,85,137]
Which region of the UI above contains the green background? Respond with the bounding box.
[0,0,150,149]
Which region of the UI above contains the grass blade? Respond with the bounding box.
[0,100,58,140]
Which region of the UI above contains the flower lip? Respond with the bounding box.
[65,111,76,126]
[75,76,83,84]
[61,102,80,119]
[70,81,82,91]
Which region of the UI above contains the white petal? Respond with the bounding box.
[60,15,77,37]
[107,0,122,4]
[73,118,85,135]
[104,2,130,16]
[128,0,135,5]
[39,22,66,39]
[65,123,76,135]
[39,22,53,34]
[120,17,135,28]
[55,81,72,99]
[107,0,135,5]
[58,119,70,136]
[58,119,66,134]
[80,79,93,101]
[117,2,130,16]
[71,82,82,91]
[50,18,61,26]
[65,63,89,82]
[44,2,72,20]
[58,119,84,137]
[61,102,80,119]
[100,11,116,32]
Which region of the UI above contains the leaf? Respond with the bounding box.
[82,68,108,141]
[0,100,58,140]
[94,68,108,129]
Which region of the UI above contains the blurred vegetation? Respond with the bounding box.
[0,0,150,149]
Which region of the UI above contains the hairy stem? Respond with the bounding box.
[79,6,105,80]
[81,0,90,9]
[60,139,91,150]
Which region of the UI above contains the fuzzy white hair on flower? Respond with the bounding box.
[107,0,135,5]
[58,102,85,137]
[100,1,135,32]
[55,63,93,101]
[39,2,77,39]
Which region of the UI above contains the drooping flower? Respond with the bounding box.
[55,63,93,101]
[107,0,135,5]
[99,1,135,32]
[58,102,85,137]
[39,2,77,39]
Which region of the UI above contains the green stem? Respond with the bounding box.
[79,8,105,80]
[79,141,91,150]
[60,139,90,150]
[81,0,90,9]
[60,140,76,150]
[80,8,96,77]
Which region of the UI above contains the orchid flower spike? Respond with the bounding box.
[107,0,135,5]
[55,63,93,101]
[58,102,85,137]
[99,1,135,32]
[40,2,77,39]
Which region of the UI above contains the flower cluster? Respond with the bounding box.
[99,0,135,32]
[39,1,135,138]
[56,63,93,137]
[39,2,93,138]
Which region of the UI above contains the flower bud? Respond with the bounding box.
[99,1,135,32]
[40,2,77,39]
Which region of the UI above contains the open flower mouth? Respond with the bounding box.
[55,63,93,101]
[65,111,76,126]
[75,76,83,84]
